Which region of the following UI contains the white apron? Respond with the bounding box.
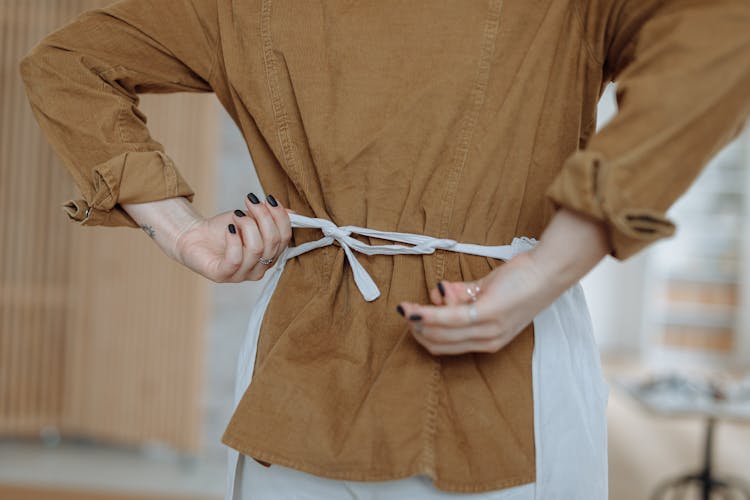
[225,213,610,500]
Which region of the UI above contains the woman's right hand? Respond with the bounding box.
[174,193,295,283]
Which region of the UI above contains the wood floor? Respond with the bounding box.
[0,484,219,500]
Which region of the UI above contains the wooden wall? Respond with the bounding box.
[0,0,219,452]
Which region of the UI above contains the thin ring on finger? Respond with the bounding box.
[404,299,489,329]
[467,303,479,323]
[258,255,275,265]
[466,282,481,302]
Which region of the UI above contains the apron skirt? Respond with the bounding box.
[223,214,610,500]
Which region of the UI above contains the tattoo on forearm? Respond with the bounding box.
[140,224,156,239]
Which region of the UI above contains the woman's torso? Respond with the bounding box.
[215,0,604,492]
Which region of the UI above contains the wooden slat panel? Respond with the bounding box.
[0,0,218,453]
[0,0,71,435]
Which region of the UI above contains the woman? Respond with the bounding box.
[19,0,750,498]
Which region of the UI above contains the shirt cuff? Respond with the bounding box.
[61,150,196,227]
[544,150,677,261]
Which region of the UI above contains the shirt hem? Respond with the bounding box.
[221,431,535,494]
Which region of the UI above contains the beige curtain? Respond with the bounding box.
[0,0,219,452]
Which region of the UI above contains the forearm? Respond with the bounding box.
[120,196,204,262]
[528,206,611,294]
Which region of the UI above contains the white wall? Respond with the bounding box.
[580,84,655,355]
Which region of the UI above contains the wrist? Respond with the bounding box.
[529,207,610,291]
[171,215,203,265]
[120,196,204,262]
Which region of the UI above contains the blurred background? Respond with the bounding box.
[1,2,749,500]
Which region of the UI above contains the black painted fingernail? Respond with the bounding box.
[267,194,278,207]
[228,223,236,234]
[234,209,246,217]
[409,313,422,321]
[247,192,260,204]
[396,305,405,317]
[437,281,445,297]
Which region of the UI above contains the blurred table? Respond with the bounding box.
[615,373,750,500]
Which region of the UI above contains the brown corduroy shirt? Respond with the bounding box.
[19,0,750,493]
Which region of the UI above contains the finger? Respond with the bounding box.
[411,330,508,356]
[217,223,244,280]
[398,299,492,329]
[403,307,496,343]
[416,321,498,343]
[428,282,445,306]
[230,209,265,280]
[245,192,282,262]
[263,193,293,252]
[438,279,462,306]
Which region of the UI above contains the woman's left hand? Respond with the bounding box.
[396,206,612,356]
[396,250,562,356]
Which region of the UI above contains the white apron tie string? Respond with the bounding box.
[280,213,537,302]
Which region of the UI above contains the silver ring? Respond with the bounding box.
[258,255,274,265]
[467,303,479,323]
[466,283,481,302]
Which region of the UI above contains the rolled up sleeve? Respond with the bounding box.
[18,0,218,227]
[545,0,750,260]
